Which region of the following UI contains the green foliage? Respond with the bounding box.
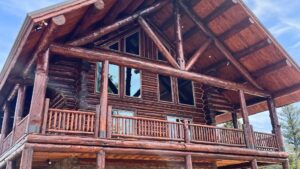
[280,104,300,169]
[223,119,242,129]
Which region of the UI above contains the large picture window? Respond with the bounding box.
[95,62,120,95]
[125,67,141,98]
[158,75,173,102]
[125,31,140,55]
[177,78,194,105]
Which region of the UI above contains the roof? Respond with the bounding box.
[0,0,299,123]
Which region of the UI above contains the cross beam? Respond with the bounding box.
[50,43,270,97]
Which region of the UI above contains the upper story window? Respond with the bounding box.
[125,67,141,98]
[95,62,120,95]
[158,75,173,102]
[177,78,195,105]
[108,41,120,51]
[125,31,140,56]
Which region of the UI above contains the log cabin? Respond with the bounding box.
[0,0,299,168]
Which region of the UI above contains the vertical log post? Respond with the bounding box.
[0,104,10,143]
[250,159,258,169]
[13,85,26,126]
[20,148,33,169]
[27,50,50,133]
[282,159,290,169]
[5,160,14,169]
[174,0,185,70]
[185,154,193,169]
[232,110,238,129]
[267,97,285,151]
[107,105,113,139]
[41,98,50,134]
[95,105,101,137]
[184,119,191,143]
[239,90,255,149]
[96,150,105,169]
[99,60,109,138]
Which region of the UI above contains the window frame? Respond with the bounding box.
[176,78,196,107]
[124,67,142,99]
[157,74,174,103]
[124,29,141,57]
[106,40,121,52]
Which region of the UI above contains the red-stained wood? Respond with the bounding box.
[138,17,180,69]
[185,39,212,71]
[5,161,13,169]
[97,150,105,169]
[282,160,290,169]
[174,0,185,70]
[267,97,284,151]
[13,85,26,126]
[106,105,112,139]
[68,1,168,46]
[99,60,109,138]
[231,111,238,129]
[102,0,133,25]
[251,159,258,169]
[179,1,263,90]
[27,50,49,133]
[184,119,191,143]
[23,15,66,76]
[41,98,50,134]
[0,104,10,141]
[204,0,238,23]
[235,39,272,60]
[123,0,144,14]
[95,105,101,137]
[252,59,292,78]
[50,44,269,97]
[185,154,193,169]
[20,148,33,169]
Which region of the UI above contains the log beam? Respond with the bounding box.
[138,17,180,69]
[251,159,258,169]
[13,85,26,126]
[96,150,105,169]
[68,1,168,46]
[235,39,272,60]
[20,148,33,169]
[102,0,133,25]
[23,15,65,76]
[174,0,185,70]
[185,39,212,71]
[179,1,263,90]
[27,50,49,133]
[219,17,254,41]
[50,44,270,97]
[204,0,238,24]
[232,110,238,129]
[252,59,292,78]
[99,60,109,138]
[267,97,285,151]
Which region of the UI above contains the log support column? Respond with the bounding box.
[232,110,238,129]
[0,104,10,143]
[282,159,290,169]
[20,148,33,169]
[96,150,105,169]
[267,97,285,151]
[27,50,49,133]
[250,159,258,169]
[99,60,109,138]
[174,0,185,70]
[13,85,26,126]
[239,90,255,149]
[185,154,193,169]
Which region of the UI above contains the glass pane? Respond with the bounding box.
[125,32,140,55]
[157,50,166,61]
[109,42,119,51]
[95,63,119,94]
[159,75,172,102]
[108,64,119,94]
[177,78,194,105]
[125,68,141,97]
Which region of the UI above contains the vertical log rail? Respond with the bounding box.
[239,90,255,149]
[267,97,285,151]
[107,106,113,139]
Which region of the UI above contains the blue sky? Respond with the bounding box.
[0,0,299,132]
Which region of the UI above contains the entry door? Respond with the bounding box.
[167,116,192,139]
[112,109,135,135]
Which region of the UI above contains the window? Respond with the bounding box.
[125,67,141,98]
[108,41,120,51]
[95,62,120,95]
[177,78,195,105]
[125,31,140,55]
[158,75,173,102]
[157,50,166,61]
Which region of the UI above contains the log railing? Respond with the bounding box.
[45,109,96,135]
[189,124,246,147]
[254,132,278,151]
[112,115,185,141]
